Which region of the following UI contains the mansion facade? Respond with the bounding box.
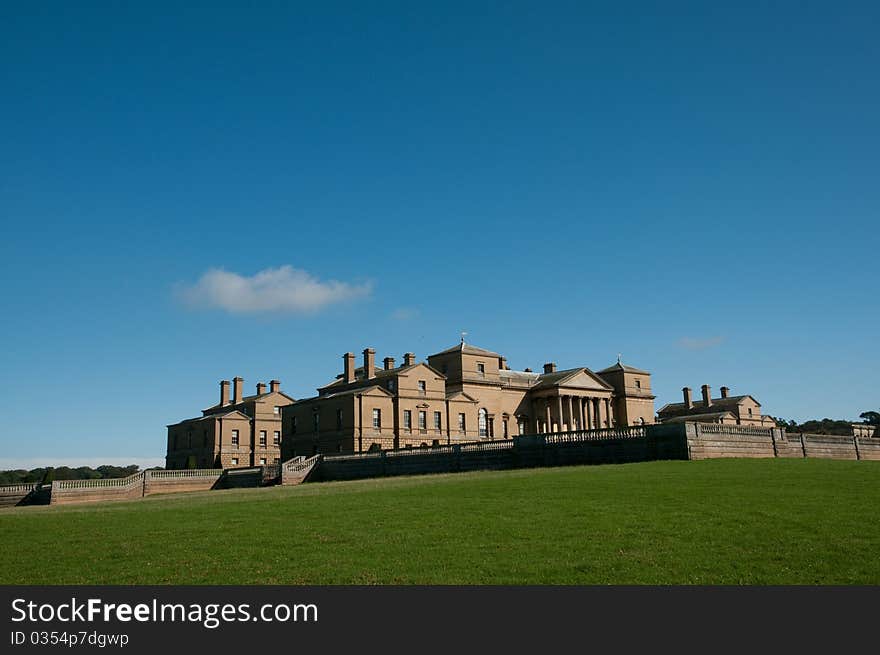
[280,342,656,458]
[656,385,776,427]
[166,377,296,469]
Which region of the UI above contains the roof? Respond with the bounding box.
[530,367,614,392]
[428,342,501,358]
[168,409,251,427]
[659,411,735,424]
[596,361,650,375]
[202,389,296,414]
[295,385,394,404]
[318,361,445,393]
[657,395,759,417]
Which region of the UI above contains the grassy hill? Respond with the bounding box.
[1,459,879,584]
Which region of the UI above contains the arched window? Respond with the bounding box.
[478,408,488,438]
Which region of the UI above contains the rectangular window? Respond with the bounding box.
[291,416,298,434]
[503,419,508,438]
[434,411,442,430]
[518,419,526,435]
[418,380,426,396]
[313,413,320,433]
[372,408,381,429]
[458,413,466,432]
[231,429,239,446]
[403,409,412,430]
[635,379,641,389]
[273,430,280,445]
[274,406,281,414]
[336,408,343,430]
[477,362,485,376]
[418,410,427,430]
[259,430,267,447]
[231,457,238,466]
[259,457,266,465]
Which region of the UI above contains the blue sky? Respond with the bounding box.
[1,2,877,468]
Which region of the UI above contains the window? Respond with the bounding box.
[442,364,448,375]
[388,379,396,392]
[274,406,281,415]
[259,457,266,465]
[748,407,753,417]
[259,430,267,447]
[477,362,485,376]
[231,457,239,466]
[313,413,320,433]
[336,408,343,430]
[231,429,239,446]
[291,416,298,434]
[635,379,641,389]
[434,411,442,430]
[518,419,526,435]
[503,419,508,438]
[273,430,280,445]
[458,413,466,433]
[479,408,488,437]
[372,408,381,429]
[403,410,412,430]
[418,410,427,430]
[418,380,426,396]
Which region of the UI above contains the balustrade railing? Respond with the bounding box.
[0,483,39,494]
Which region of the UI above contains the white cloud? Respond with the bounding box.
[677,336,726,351]
[176,265,372,314]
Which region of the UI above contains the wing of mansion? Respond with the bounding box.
[166,341,775,468]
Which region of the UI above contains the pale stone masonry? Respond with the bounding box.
[166,377,295,469]
[656,384,776,427]
[281,342,655,458]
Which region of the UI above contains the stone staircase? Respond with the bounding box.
[280,455,321,485]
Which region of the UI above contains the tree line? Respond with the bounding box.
[0,464,162,486]
[770,409,879,436]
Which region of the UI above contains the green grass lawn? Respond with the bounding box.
[1,458,879,584]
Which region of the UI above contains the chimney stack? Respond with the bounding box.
[543,362,557,374]
[363,348,376,380]
[403,352,416,367]
[343,353,356,383]
[219,380,230,406]
[499,357,508,370]
[270,380,280,393]
[701,384,712,407]
[524,367,533,373]
[683,387,693,409]
[233,377,243,404]
[384,357,395,371]
[720,386,729,399]
[257,382,267,396]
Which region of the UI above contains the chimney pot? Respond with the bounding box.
[403,352,416,367]
[683,387,693,410]
[233,377,244,404]
[343,353,356,384]
[363,348,376,380]
[270,379,280,393]
[220,380,230,406]
[257,382,267,396]
[543,362,557,374]
[524,367,532,373]
[701,384,712,407]
[384,357,395,371]
[720,386,729,399]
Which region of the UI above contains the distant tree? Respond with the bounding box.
[859,411,880,426]
[41,467,55,484]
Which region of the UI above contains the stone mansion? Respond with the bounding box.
[280,342,656,458]
[165,340,777,467]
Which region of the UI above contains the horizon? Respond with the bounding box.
[2,3,878,468]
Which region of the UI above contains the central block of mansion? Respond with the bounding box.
[281,342,655,458]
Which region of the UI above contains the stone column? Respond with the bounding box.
[593,398,601,429]
[585,398,592,429]
[605,398,612,427]
[544,401,551,434]
[557,396,564,433]
[567,395,575,432]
